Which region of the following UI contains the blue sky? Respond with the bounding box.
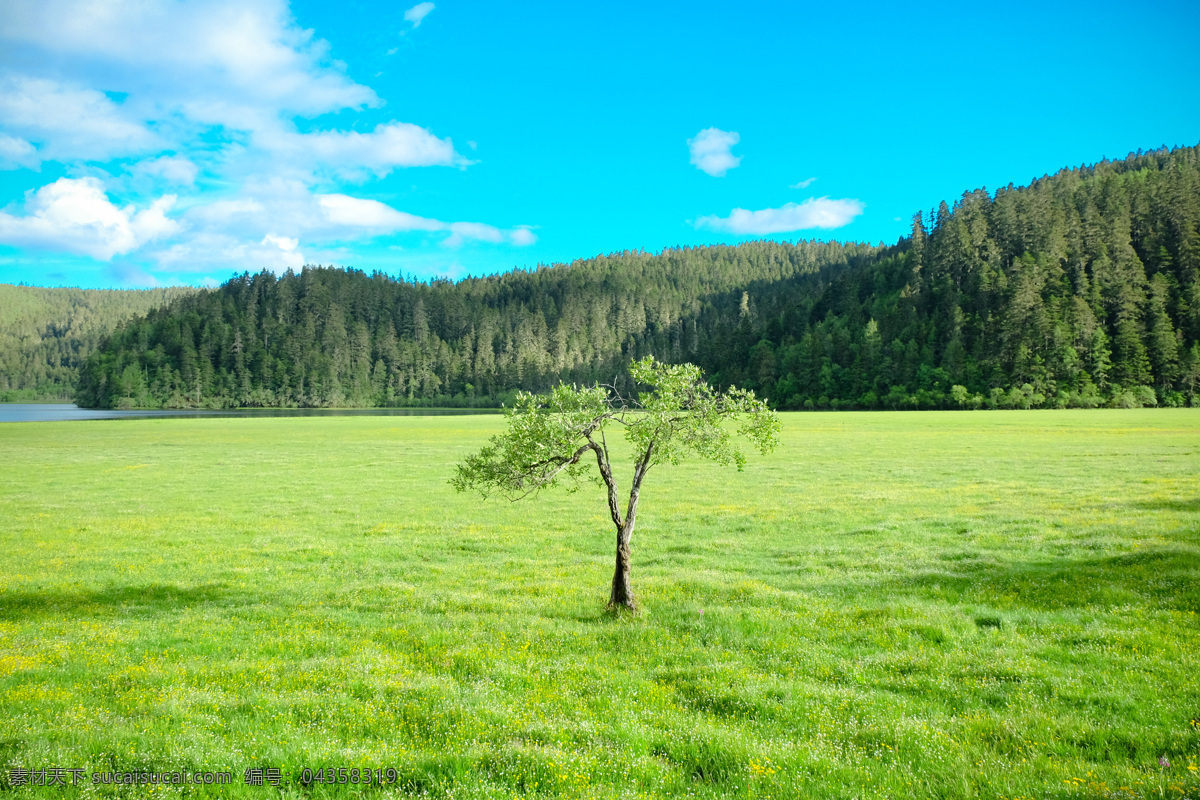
[0,0,1197,289]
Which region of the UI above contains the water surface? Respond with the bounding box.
[0,403,497,423]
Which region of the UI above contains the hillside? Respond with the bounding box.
[75,144,1200,410]
[0,284,196,402]
[697,144,1200,409]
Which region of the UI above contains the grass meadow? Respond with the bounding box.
[0,410,1198,799]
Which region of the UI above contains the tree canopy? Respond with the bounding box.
[452,357,780,610]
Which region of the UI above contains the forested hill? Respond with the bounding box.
[77,144,1200,410]
[76,240,879,408]
[0,284,196,402]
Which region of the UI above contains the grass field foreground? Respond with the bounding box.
[1,410,1198,798]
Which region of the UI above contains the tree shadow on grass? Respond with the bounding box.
[0,582,230,621]
[1134,497,1200,513]
[888,547,1200,614]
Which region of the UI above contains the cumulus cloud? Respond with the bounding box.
[142,182,535,273]
[0,0,527,275]
[789,177,817,189]
[0,0,465,178]
[404,2,435,27]
[261,233,298,253]
[688,128,741,177]
[0,0,377,120]
[0,75,160,166]
[0,178,179,260]
[695,197,865,235]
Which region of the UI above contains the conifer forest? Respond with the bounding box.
[28,145,1200,410]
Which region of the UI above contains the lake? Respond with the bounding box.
[0,403,499,423]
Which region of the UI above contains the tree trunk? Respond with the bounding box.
[608,454,646,611]
[608,522,636,610]
[592,437,649,612]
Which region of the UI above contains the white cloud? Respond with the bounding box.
[404,2,435,27]
[319,194,535,247]
[0,133,38,170]
[136,155,200,186]
[688,128,741,177]
[0,0,530,274]
[191,197,268,227]
[510,227,537,246]
[0,177,179,260]
[318,193,443,232]
[151,231,305,275]
[138,182,534,273]
[789,177,817,189]
[0,0,419,178]
[0,75,160,166]
[131,195,182,243]
[695,197,865,235]
[442,222,538,247]
[284,122,468,179]
[445,221,503,246]
[0,0,377,120]
[261,233,298,253]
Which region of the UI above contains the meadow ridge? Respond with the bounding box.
[0,410,1198,798]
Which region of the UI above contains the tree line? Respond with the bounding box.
[73,143,1200,410]
[699,145,1200,409]
[0,284,195,402]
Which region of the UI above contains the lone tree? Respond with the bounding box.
[451,356,780,610]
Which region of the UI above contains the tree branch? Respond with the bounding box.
[586,433,624,530]
[625,440,654,524]
[507,442,594,499]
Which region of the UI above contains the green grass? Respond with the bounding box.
[1,410,1198,798]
